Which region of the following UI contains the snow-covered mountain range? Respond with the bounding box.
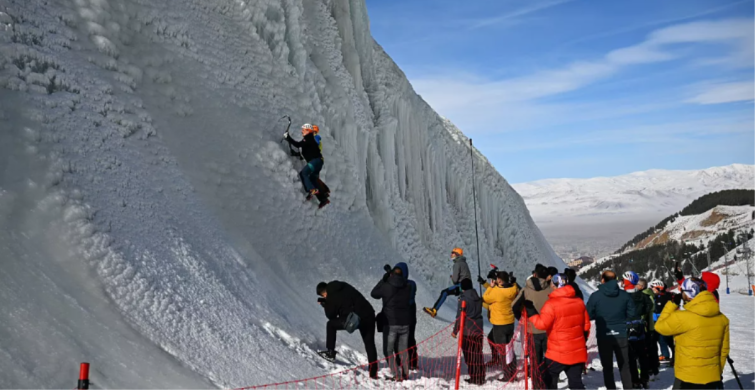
[630,205,755,251]
[0,0,561,387]
[514,164,755,222]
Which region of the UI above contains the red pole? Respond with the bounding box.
[454,301,467,390]
[78,363,90,390]
[523,312,529,390]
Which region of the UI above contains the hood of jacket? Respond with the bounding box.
[395,262,409,280]
[453,255,468,265]
[461,288,480,302]
[598,279,620,297]
[387,273,407,288]
[641,288,654,298]
[701,272,721,292]
[526,276,548,292]
[549,284,576,299]
[684,291,721,317]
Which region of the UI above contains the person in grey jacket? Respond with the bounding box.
[453,278,485,385]
[423,247,472,317]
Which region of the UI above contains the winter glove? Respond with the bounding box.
[671,293,683,306]
[523,300,538,317]
[477,275,486,285]
[510,276,517,285]
[382,273,390,283]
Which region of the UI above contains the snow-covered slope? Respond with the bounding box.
[0,0,560,387]
[630,205,755,251]
[514,164,755,222]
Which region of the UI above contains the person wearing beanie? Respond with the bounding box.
[700,272,721,303]
[526,274,591,390]
[623,271,653,388]
[586,270,636,390]
[656,278,730,389]
[453,278,485,385]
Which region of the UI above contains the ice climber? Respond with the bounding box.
[316,281,378,378]
[423,247,471,318]
[284,123,329,208]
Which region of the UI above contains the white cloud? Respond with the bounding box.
[468,0,572,29]
[410,18,754,135]
[686,81,755,104]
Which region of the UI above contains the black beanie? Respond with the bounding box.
[547,266,559,276]
[461,278,474,291]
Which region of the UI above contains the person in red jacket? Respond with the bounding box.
[525,274,591,390]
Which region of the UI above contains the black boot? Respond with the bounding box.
[316,350,337,363]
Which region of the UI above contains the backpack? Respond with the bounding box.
[314,134,322,152]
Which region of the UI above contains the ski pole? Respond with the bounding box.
[727,356,744,390]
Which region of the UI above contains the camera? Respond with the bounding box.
[317,297,326,304]
[384,264,392,273]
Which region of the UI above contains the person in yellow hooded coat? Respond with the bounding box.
[655,278,729,389]
[481,270,519,380]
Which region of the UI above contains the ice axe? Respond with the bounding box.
[728,356,744,390]
[278,115,302,159]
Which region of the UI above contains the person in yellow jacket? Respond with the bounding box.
[655,278,729,390]
[481,270,519,380]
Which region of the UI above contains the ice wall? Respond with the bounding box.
[0,0,563,387]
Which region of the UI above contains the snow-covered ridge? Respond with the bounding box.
[0,0,560,387]
[513,164,755,221]
[631,205,755,250]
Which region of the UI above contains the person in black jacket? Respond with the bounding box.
[622,271,653,389]
[317,281,378,378]
[650,280,674,364]
[371,265,413,381]
[586,270,636,390]
[563,267,584,300]
[454,278,486,385]
[284,124,326,206]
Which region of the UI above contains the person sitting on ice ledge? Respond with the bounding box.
[423,247,471,318]
[655,278,730,390]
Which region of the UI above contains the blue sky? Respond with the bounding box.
[365,0,754,183]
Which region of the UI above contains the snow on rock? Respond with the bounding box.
[0,0,562,387]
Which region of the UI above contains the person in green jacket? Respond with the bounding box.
[638,278,659,380]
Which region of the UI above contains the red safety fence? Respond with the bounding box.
[235,308,601,390]
[73,316,601,389]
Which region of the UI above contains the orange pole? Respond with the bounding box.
[454,301,467,390]
[78,363,90,390]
